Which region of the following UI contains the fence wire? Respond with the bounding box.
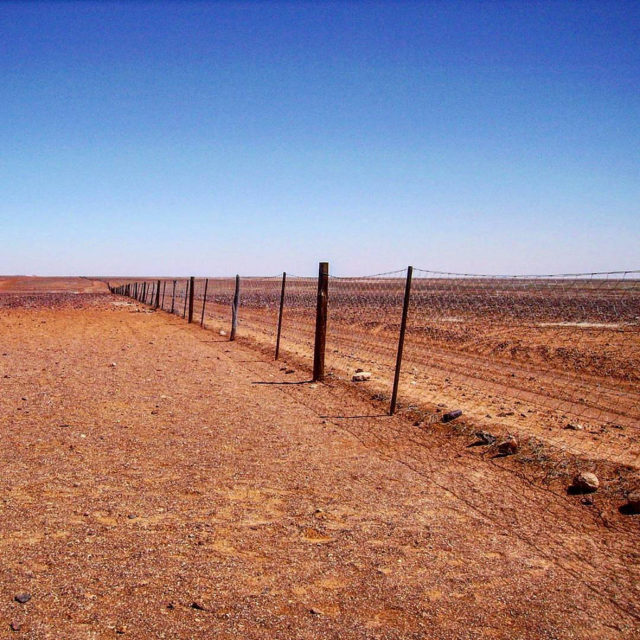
[113,268,640,469]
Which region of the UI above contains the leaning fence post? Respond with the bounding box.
[171,280,176,314]
[200,278,209,327]
[188,276,195,323]
[390,266,414,415]
[230,275,240,340]
[313,262,329,382]
[275,272,287,360]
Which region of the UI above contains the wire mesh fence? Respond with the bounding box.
[111,266,640,469]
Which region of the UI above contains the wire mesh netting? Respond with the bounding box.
[115,268,640,468]
[405,270,639,467]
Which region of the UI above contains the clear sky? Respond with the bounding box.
[1,1,638,276]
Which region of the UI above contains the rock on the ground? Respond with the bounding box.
[442,409,462,423]
[475,431,496,445]
[498,436,518,456]
[571,472,599,493]
[14,593,31,604]
[626,491,640,513]
[564,423,584,431]
[219,330,227,336]
[352,371,371,382]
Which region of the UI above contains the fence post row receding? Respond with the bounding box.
[113,261,370,399]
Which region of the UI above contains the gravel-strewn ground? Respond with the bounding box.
[1,288,639,638]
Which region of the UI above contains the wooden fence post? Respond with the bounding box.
[188,276,195,323]
[275,272,286,360]
[183,279,189,318]
[313,262,329,382]
[200,278,209,327]
[161,281,166,309]
[171,280,176,314]
[390,266,414,415]
[230,275,240,340]
[155,279,161,309]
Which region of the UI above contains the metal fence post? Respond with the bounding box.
[183,279,189,318]
[313,262,329,382]
[171,280,176,314]
[230,275,240,340]
[275,272,286,360]
[390,266,414,415]
[188,276,195,323]
[200,278,209,327]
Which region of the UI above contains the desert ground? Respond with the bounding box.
[110,275,640,469]
[1,278,639,638]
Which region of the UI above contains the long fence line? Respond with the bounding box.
[109,263,640,469]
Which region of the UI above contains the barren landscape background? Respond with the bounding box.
[1,277,639,638]
[112,270,640,470]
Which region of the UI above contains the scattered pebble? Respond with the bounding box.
[571,472,599,493]
[352,371,371,382]
[219,330,227,336]
[190,601,206,611]
[625,491,640,513]
[442,409,462,423]
[564,423,584,431]
[14,593,31,604]
[9,621,21,632]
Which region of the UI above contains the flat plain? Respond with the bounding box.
[1,278,639,638]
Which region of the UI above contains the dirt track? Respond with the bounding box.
[1,292,639,638]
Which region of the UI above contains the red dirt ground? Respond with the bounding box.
[0,277,109,294]
[1,282,639,638]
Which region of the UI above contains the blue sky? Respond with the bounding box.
[1,1,638,276]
